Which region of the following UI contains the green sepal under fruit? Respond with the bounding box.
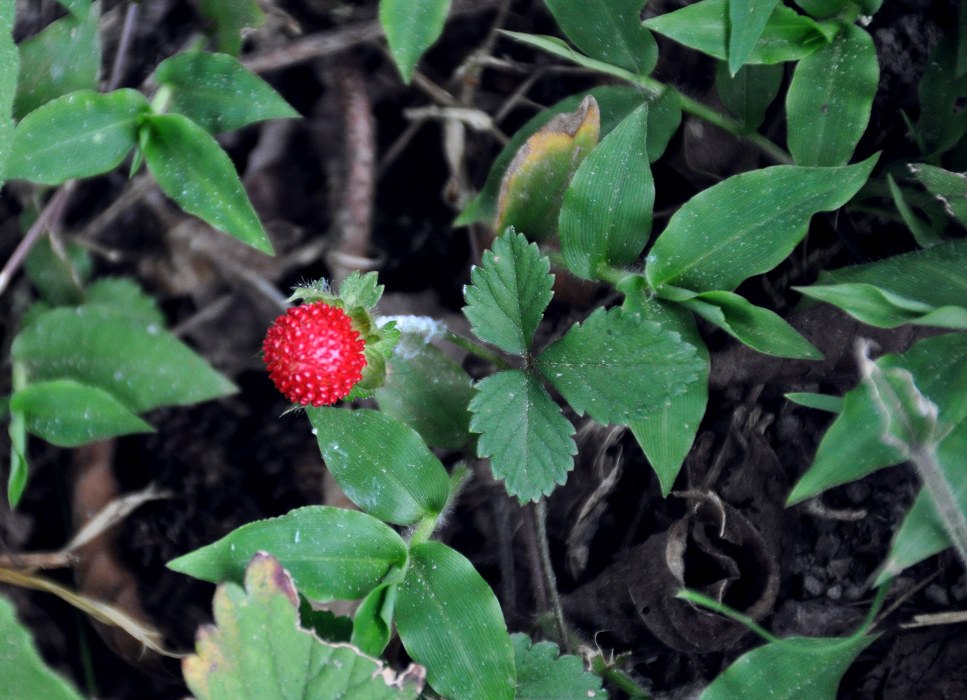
[287,272,400,396]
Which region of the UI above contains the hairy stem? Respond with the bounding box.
[534,499,570,652]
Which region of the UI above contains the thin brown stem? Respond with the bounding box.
[0,181,77,297]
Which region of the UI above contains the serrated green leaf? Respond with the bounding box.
[375,333,474,449]
[621,278,709,496]
[182,552,420,700]
[646,155,877,293]
[0,596,84,700]
[699,634,876,699]
[643,0,829,65]
[909,163,967,227]
[0,0,16,187]
[496,95,600,242]
[12,379,153,447]
[15,5,100,119]
[12,305,236,414]
[728,0,780,74]
[463,229,554,355]
[167,506,407,603]
[396,541,515,700]
[8,89,148,184]
[143,112,273,254]
[379,0,450,83]
[536,306,702,425]
[198,0,264,56]
[786,24,878,166]
[715,61,783,131]
[307,408,450,525]
[512,633,607,699]
[797,239,967,328]
[877,417,967,584]
[678,291,822,359]
[544,0,657,75]
[560,102,653,280]
[155,52,297,134]
[470,370,576,503]
[457,86,666,227]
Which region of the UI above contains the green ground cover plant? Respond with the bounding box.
[1,0,967,698]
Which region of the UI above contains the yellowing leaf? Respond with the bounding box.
[496,95,600,241]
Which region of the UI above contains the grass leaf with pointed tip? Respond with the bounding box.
[12,379,153,447]
[12,305,237,414]
[168,506,407,603]
[379,0,450,83]
[544,0,657,75]
[307,408,450,525]
[643,0,829,65]
[155,52,297,134]
[786,24,878,166]
[646,155,877,293]
[14,5,100,119]
[8,89,149,184]
[143,112,274,254]
[622,278,709,496]
[560,102,653,279]
[396,541,515,700]
[678,291,822,359]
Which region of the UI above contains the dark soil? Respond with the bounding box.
[2,1,966,698]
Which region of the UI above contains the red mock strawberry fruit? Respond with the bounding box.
[262,301,367,406]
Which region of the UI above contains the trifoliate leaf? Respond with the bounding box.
[463,229,554,355]
[182,552,421,700]
[536,307,702,425]
[513,633,607,699]
[470,370,577,502]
